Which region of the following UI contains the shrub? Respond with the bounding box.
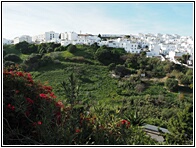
[108,63,116,71]
[3,61,16,67]
[67,45,77,53]
[165,78,178,91]
[3,68,60,144]
[4,54,21,62]
[114,65,131,77]
[180,75,191,86]
[135,83,145,93]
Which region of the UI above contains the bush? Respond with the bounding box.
[3,69,60,144]
[108,63,116,71]
[114,65,131,77]
[67,45,77,53]
[23,54,42,71]
[165,78,178,91]
[4,54,21,62]
[180,75,191,86]
[135,83,145,93]
[4,61,16,67]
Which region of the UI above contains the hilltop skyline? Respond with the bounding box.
[2,2,194,39]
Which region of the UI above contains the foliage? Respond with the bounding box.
[165,78,178,91]
[3,42,193,145]
[3,68,158,145]
[38,42,61,54]
[164,104,193,145]
[67,44,77,53]
[3,68,60,144]
[114,65,131,77]
[4,61,16,67]
[3,49,7,57]
[95,47,122,66]
[179,54,191,64]
[108,63,116,71]
[4,54,22,63]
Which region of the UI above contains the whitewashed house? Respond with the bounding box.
[168,50,184,60]
[32,31,59,43]
[159,43,176,55]
[107,40,119,48]
[146,44,161,57]
[123,42,140,54]
[61,40,71,46]
[14,35,32,44]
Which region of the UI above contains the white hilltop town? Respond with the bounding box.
[3,31,193,66]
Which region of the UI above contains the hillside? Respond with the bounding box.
[3,42,193,145]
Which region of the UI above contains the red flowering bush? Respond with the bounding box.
[3,68,61,144]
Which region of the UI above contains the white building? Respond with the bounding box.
[168,50,184,60]
[61,40,72,46]
[159,43,176,55]
[14,35,32,44]
[32,31,59,43]
[146,44,161,57]
[123,42,140,54]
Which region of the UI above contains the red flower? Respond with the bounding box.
[39,93,47,98]
[75,129,81,133]
[50,92,57,99]
[28,79,34,84]
[26,98,34,104]
[7,104,15,111]
[17,71,24,77]
[43,86,52,92]
[8,71,14,76]
[11,106,15,111]
[120,119,130,128]
[27,73,32,78]
[37,121,42,125]
[55,101,64,108]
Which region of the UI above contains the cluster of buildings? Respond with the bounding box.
[3,31,193,65]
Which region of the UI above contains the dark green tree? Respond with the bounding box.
[4,54,21,63]
[67,45,77,53]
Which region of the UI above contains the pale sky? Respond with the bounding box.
[2,2,194,39]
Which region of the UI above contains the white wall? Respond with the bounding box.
[13,35,32,44]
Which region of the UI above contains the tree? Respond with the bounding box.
[67,45,77,53]
[180,75,191,86]
[98,34,101,38]
[4,54,21,63]
[164,104,193,145]
[95,47,120,66]
[179,54,190,64]
[114,65,131,77]
[15,41,29,51]
[108,63,116,71]
[165,78,178,91]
